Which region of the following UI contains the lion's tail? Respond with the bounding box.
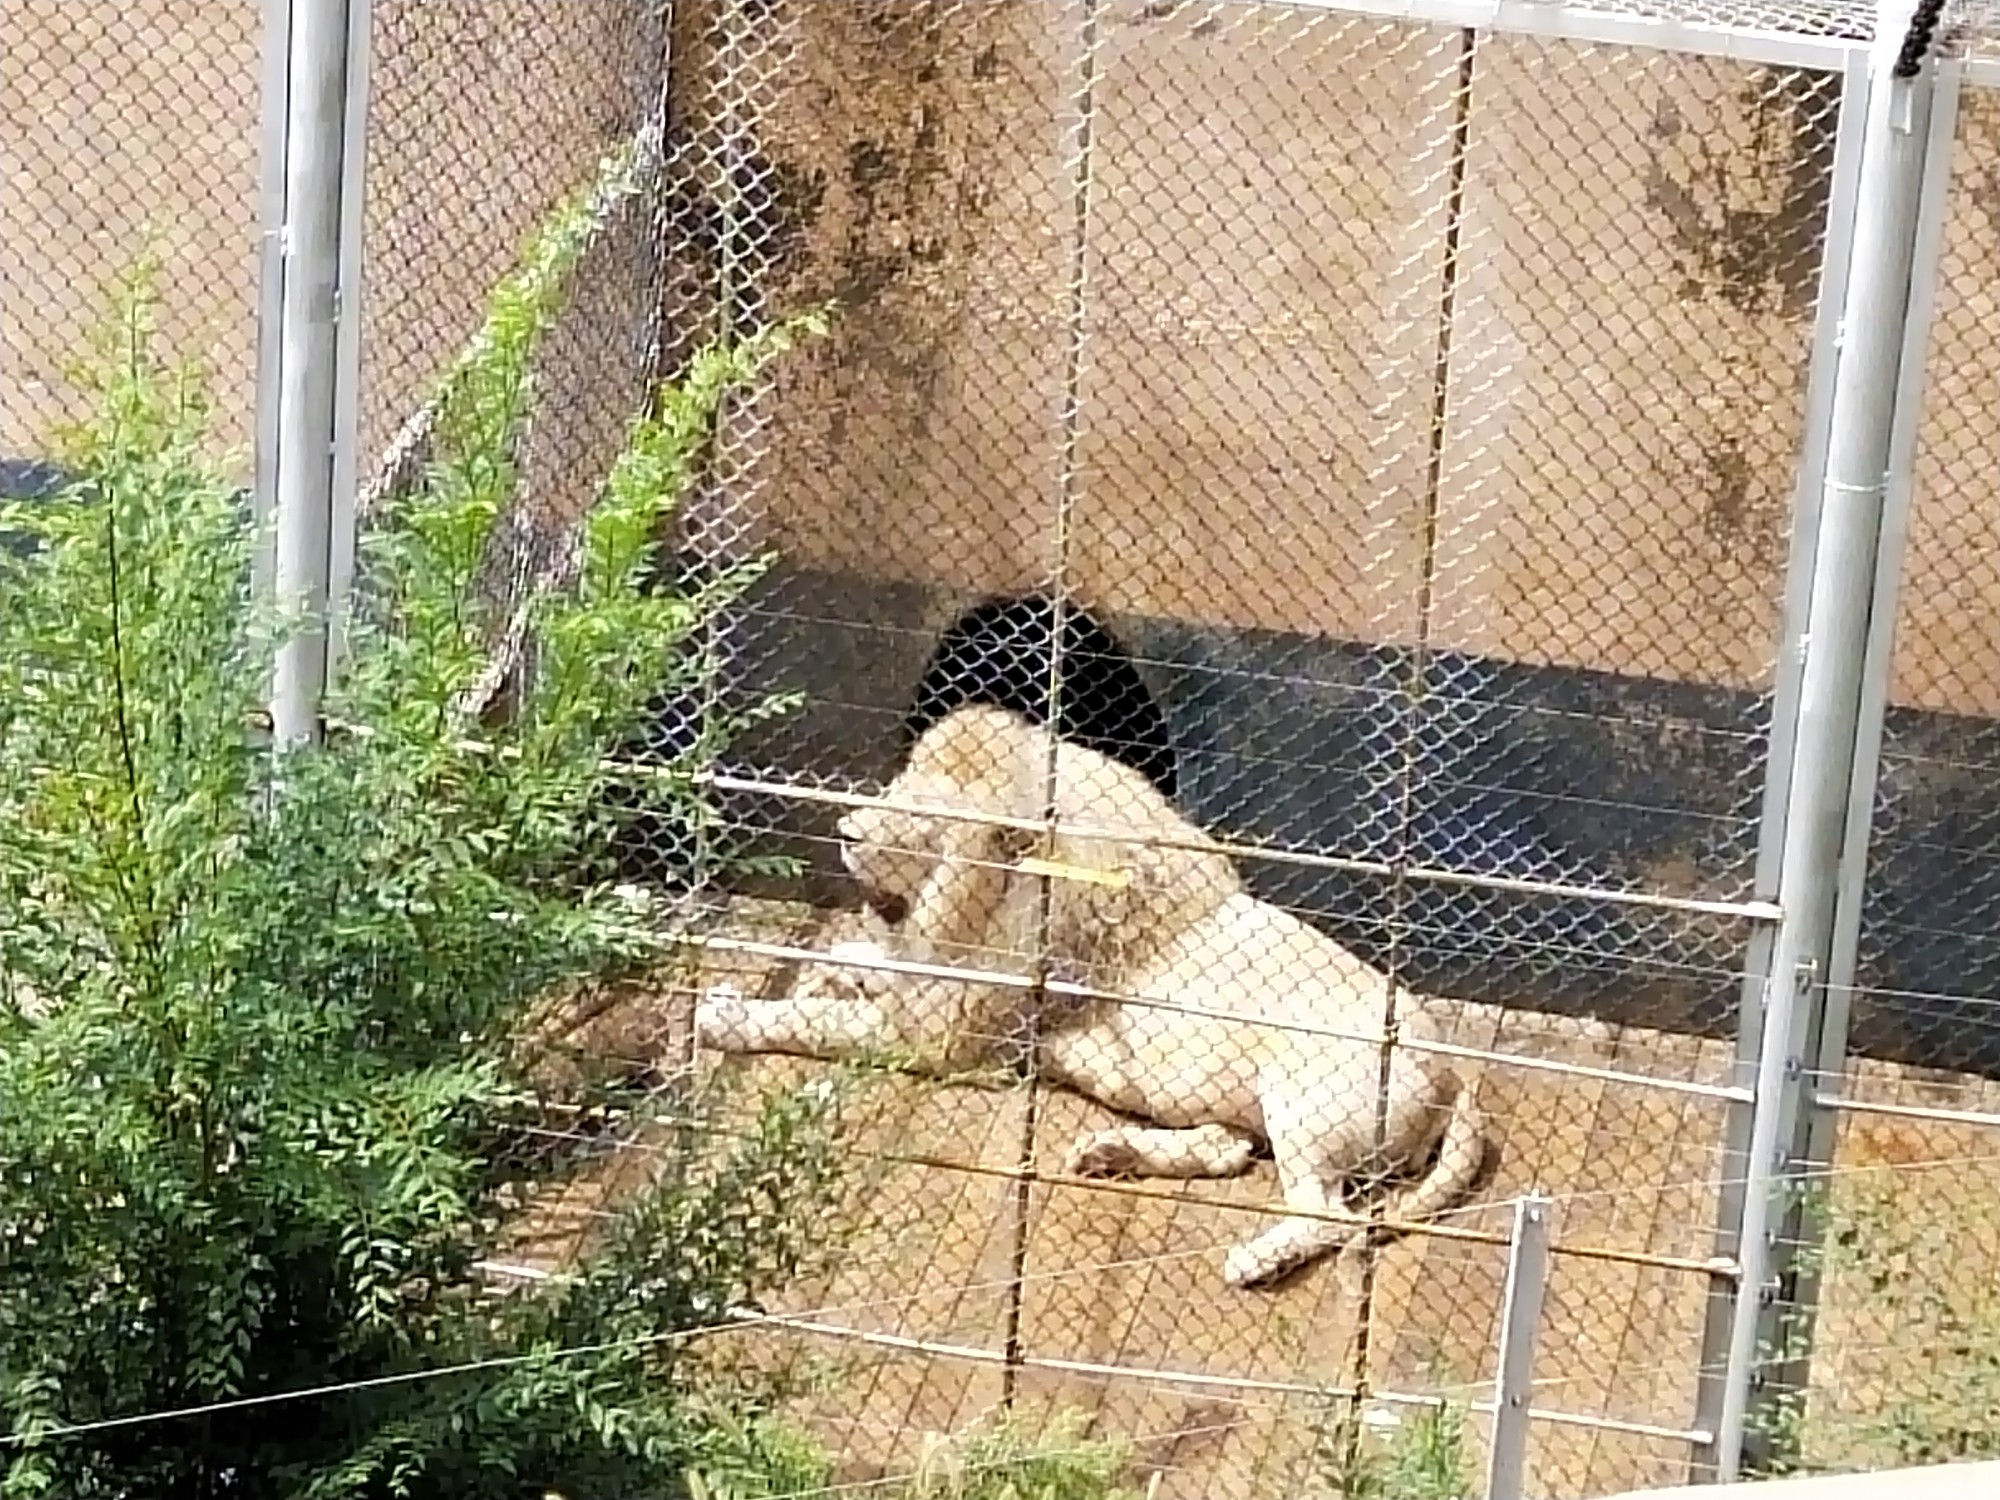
[1388,1075,1489,1227]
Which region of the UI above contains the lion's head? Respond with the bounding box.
[840,708,1030,925]
[839,705,1241,962]
[834,795,938,925]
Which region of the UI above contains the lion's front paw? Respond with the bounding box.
[1190,1125,1256,1177]
[831,952,891,1002]
[695,984,755,1051]
[1062,1130,1141,1178]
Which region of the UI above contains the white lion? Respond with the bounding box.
[695,705,1491,1288]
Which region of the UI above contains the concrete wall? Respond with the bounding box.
[0,0,263,455]
[725,8,1840,694]
[1845,90,2000,1070]
[682,3,1988,719]
[1428,42,1833,693]
[1888,86,2000,720]
[354,0,658,470]
[0,0,654,474]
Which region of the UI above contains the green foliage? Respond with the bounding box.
[351,149,824,892]
[1316,1396,1474,1500]
[893,1410,1145,1500]
[678,1403,836,1500]
[0,145,840,1497]
[1755,1175,2000,1474]
[679,1406,1148,1500]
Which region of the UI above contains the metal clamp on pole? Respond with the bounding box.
[1708,0,1941,1478]
[256,0,369,749]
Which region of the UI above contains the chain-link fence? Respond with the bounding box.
[7,0,1998,1495]
[359,1,661,453]
[1847,77,2000,1074]
[1,0,262,460]
[352,1,666,699]
[648,2,2000,1495]
[657,2,1842,1495]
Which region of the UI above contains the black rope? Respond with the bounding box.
[1893,0,1948,78]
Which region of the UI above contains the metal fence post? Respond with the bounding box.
[1486,1192,1552,1500]
[257,0,368,748]
[1689,43,1871,1482]
[1773,48,1963,1418]
[1706,1,1941,1477]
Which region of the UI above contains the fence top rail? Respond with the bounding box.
[1212,0,2000,82]
[1206,0,1869,69]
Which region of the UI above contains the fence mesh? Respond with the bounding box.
[397,2,2000,1487]
[1852,79,2000,1082]
[684,8,1833,992]
[357,0,662,467]
[354,0,665,705]
[8,0,1997,1494]
[1800,64,2000,1476]
[0,0,262,462]
[635,4,1853,1495]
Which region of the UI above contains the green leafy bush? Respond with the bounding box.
[1316,1394,1473,1500]
[893,1410,1145,1500]
[1755,1173,2000,1474]
[677,1406,1149,1500]
[0,157,845,1494]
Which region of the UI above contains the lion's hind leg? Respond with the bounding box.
[1062,1123,1257,1180]
[1218,1076,1489,1289]
[1220,1086,1363,1289]
[1378,1075,1488,1227]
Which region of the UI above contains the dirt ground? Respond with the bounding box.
[493,897,2000,1500]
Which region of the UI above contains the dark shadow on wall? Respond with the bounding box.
[903,591,1180,800]
[3,455,256,546]
[705,581,1183,908]
[716,562,2000,1080]
[0,456,70,499]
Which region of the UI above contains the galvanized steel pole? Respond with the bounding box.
[258,0,366,748]
[1485,1192,1552,1500]
[1711,1,1937,1476]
